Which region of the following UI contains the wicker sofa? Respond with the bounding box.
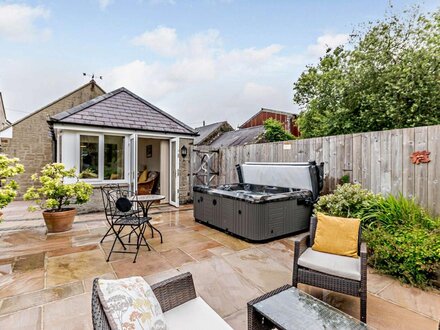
[91,272,232,330]
[292,216,367,323]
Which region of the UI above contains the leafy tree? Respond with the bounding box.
[263,118,294,142]
[294,7,440,138]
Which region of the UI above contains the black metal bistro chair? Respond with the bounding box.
[102,189,152,263]
[100,185,142,243]
[100,184,122,243]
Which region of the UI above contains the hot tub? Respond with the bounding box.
[193,161,324,242]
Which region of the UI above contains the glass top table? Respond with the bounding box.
[251,286,368,330]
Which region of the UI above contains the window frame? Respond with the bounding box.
[77,133,129,184]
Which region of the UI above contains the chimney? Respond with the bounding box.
[203,120,205,126]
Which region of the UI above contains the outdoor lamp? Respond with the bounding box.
[180,145,188,158]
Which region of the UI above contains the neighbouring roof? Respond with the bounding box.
[0,93,11,130]
[194,121,233,145]
[9,80,105,128]
[209,125,265,148]
[239,107,297,128]
[51,87,197,136]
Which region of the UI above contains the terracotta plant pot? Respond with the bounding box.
[42,208,77,233]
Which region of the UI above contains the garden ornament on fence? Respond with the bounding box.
[410,150,431,165]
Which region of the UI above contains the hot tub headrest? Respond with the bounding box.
[238,161,323,201]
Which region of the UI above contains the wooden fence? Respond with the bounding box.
[194,124,440,216]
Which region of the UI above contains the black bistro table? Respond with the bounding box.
[130,194,165,243]
[248,285,369,330]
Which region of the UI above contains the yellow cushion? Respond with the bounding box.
[312,213,360,258]
[138,169,148,183]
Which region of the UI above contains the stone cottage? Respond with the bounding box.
[50,87,197,210]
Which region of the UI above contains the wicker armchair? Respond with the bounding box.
[292,216,367,323]
[91,272,196,329]
[138,171,160,195]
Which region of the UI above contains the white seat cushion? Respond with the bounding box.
[164,297,232,330]
[298,248,361,281]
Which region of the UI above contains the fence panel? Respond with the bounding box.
[197,124,440,215]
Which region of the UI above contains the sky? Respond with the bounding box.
[0,0,438,128]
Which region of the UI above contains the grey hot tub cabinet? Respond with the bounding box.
[193,161,324,242]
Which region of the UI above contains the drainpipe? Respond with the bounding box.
[48,121,57,163]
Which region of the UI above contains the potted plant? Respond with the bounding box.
[24,163,93,233]
[0,154,25,219]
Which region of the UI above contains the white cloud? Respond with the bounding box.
[98,0,112,9]
[132,26,179,56]
[1,29,348,128]
[132,27,222,57]
[307,33,349,57]
[0,3,51,42]
[106,27,307,127]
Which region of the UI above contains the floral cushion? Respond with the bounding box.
[97,276,167,330]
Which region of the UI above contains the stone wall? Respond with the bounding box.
[179,138,193,204]
[1,82,105,197]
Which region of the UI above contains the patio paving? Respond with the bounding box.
[0,206,439,329]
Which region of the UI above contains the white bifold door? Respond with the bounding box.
[129,134,138,193]
[169,137,180,207]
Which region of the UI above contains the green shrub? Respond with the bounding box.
[317,183,440,288]
[0,155,25,210]
[24,163,93,212]
[363,193,437,231]
[263,118,294,142]
[365,225,440,287]
[315,183,381,221]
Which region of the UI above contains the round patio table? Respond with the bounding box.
[130,194,165,243]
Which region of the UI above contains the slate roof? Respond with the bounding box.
[194,121,233,145]
[209,125,265,148]
[0,93,11,130]
[51,87,197,136]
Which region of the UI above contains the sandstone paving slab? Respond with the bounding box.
[208,245,236,257]
[208,232,253,251]
[148,230,214,252]
[43,293,93,330]
[0,230,73,258]
[13,252,45,272]
[100,241,142,262]
[366,267,395,294]
[143,268,182,285]
[160,248,196,268]
[0,306,41,330]
[46,250,112,287]
[187,249,217,261]
[1,206,439,330]
[46,244,99,258]
[377,280,440,320]
[0,269,45,299]
[224,308,247,330]
[71,232,105,247]
[179,256,263,318]
[0,281,84,315]
[367,293,438,330]
[82,272,116,292]
[256,239,295,271]
[180,240,223,254]
[223,247,291,293]
[110,251,174,278]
